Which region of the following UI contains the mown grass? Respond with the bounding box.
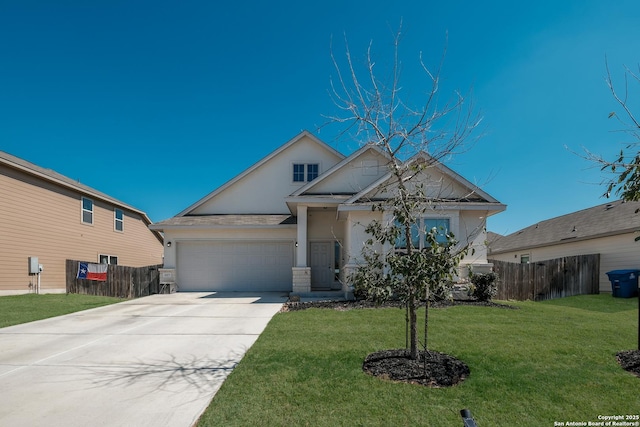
[198,294,640,427]
[0,293,124,328]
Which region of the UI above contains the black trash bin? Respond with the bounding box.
[606,269,640,298]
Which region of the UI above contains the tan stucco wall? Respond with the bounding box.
[0,164,164,293]
[307,210,345,241]
[489,232,640,292]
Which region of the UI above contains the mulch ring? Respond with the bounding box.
[281,298,517,312]
[617,349,640,377]
[363,349,470,387]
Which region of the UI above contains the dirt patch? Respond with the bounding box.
[363,349,470,387]
[617,349,640,377]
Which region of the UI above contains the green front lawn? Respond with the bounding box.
[199,295,640,427]
[0,293,124,328]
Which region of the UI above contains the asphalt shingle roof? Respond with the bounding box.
[0,149,144,215]
[489,199,640,254]
[152,214,297,228]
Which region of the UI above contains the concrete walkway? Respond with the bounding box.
[0,292,287,427]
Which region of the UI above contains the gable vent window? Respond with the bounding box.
[293,163,319,182]
[114,208,124,232]
[82,197,93,225]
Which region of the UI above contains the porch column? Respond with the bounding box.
[296,205,308,267]
[292,205,311,293]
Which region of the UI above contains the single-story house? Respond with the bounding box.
[151,131,506,296]
[488,199,640,292]
[0,150,164,295]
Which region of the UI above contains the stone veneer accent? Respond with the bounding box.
[292,267,311,293]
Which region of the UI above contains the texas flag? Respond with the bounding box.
[77,262,108,281]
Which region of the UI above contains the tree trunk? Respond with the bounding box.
[409,293,418,359]
[424,284,430,351]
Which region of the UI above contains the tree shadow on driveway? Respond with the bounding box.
[77,351,246,399]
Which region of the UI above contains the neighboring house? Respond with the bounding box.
[152,131,505,296]
[0,150,164,295]
[486,231,503,248]
[488,199,640,292]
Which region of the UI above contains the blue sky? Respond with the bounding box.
[2,1,640,235]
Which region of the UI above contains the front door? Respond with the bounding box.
[310,241,333,290]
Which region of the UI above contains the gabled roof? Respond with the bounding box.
[489,199,640,254]
[342,151,503,208]
[177,130,345,216]
[290,143,390,196]
[408,152,501,204]
[0,150,160,239]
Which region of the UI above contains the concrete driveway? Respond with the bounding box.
[0,292,287,427]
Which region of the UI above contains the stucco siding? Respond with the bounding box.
[459,211,490,265]
[373,165,471,201]
[190,135,343,215]
[307,210,345,241]
[0,165,163,293]
[489,233,640,292]
[343,210,382,266]
[309,149,389,195]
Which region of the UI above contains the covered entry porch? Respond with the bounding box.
[290,203,349,297]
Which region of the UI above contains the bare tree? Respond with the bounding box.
[329,28,482,360]
[583,60,640,202]
[583,60,640,353]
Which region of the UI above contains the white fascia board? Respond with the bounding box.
[433,201,507,214]
[285,195,349,214]
[337,201,506,213]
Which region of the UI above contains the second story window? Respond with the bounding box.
[114,208,124,232]
[293,164,306,182]
[82,197,93,225]
[293,163,319,183]
[307,163,319,181]
[99,254,118,265]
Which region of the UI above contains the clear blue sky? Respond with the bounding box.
[2,1,640,235]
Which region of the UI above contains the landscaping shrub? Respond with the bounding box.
[469,271,498,301]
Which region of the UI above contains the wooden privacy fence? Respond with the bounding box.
[488,254,600,301]
[66,260,162,298]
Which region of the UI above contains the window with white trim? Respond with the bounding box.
[99,254,118,265]
[114,208,124,232]
[293,163,319,182]
[394,217,451,249]
[82,197,93,224]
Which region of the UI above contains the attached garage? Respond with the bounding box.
[176,240,294,292]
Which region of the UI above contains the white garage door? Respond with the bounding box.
[176,241,293,292]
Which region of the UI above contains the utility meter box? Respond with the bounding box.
[158,268,177,293]
[159,268,176,284]
[28,257,39,275]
